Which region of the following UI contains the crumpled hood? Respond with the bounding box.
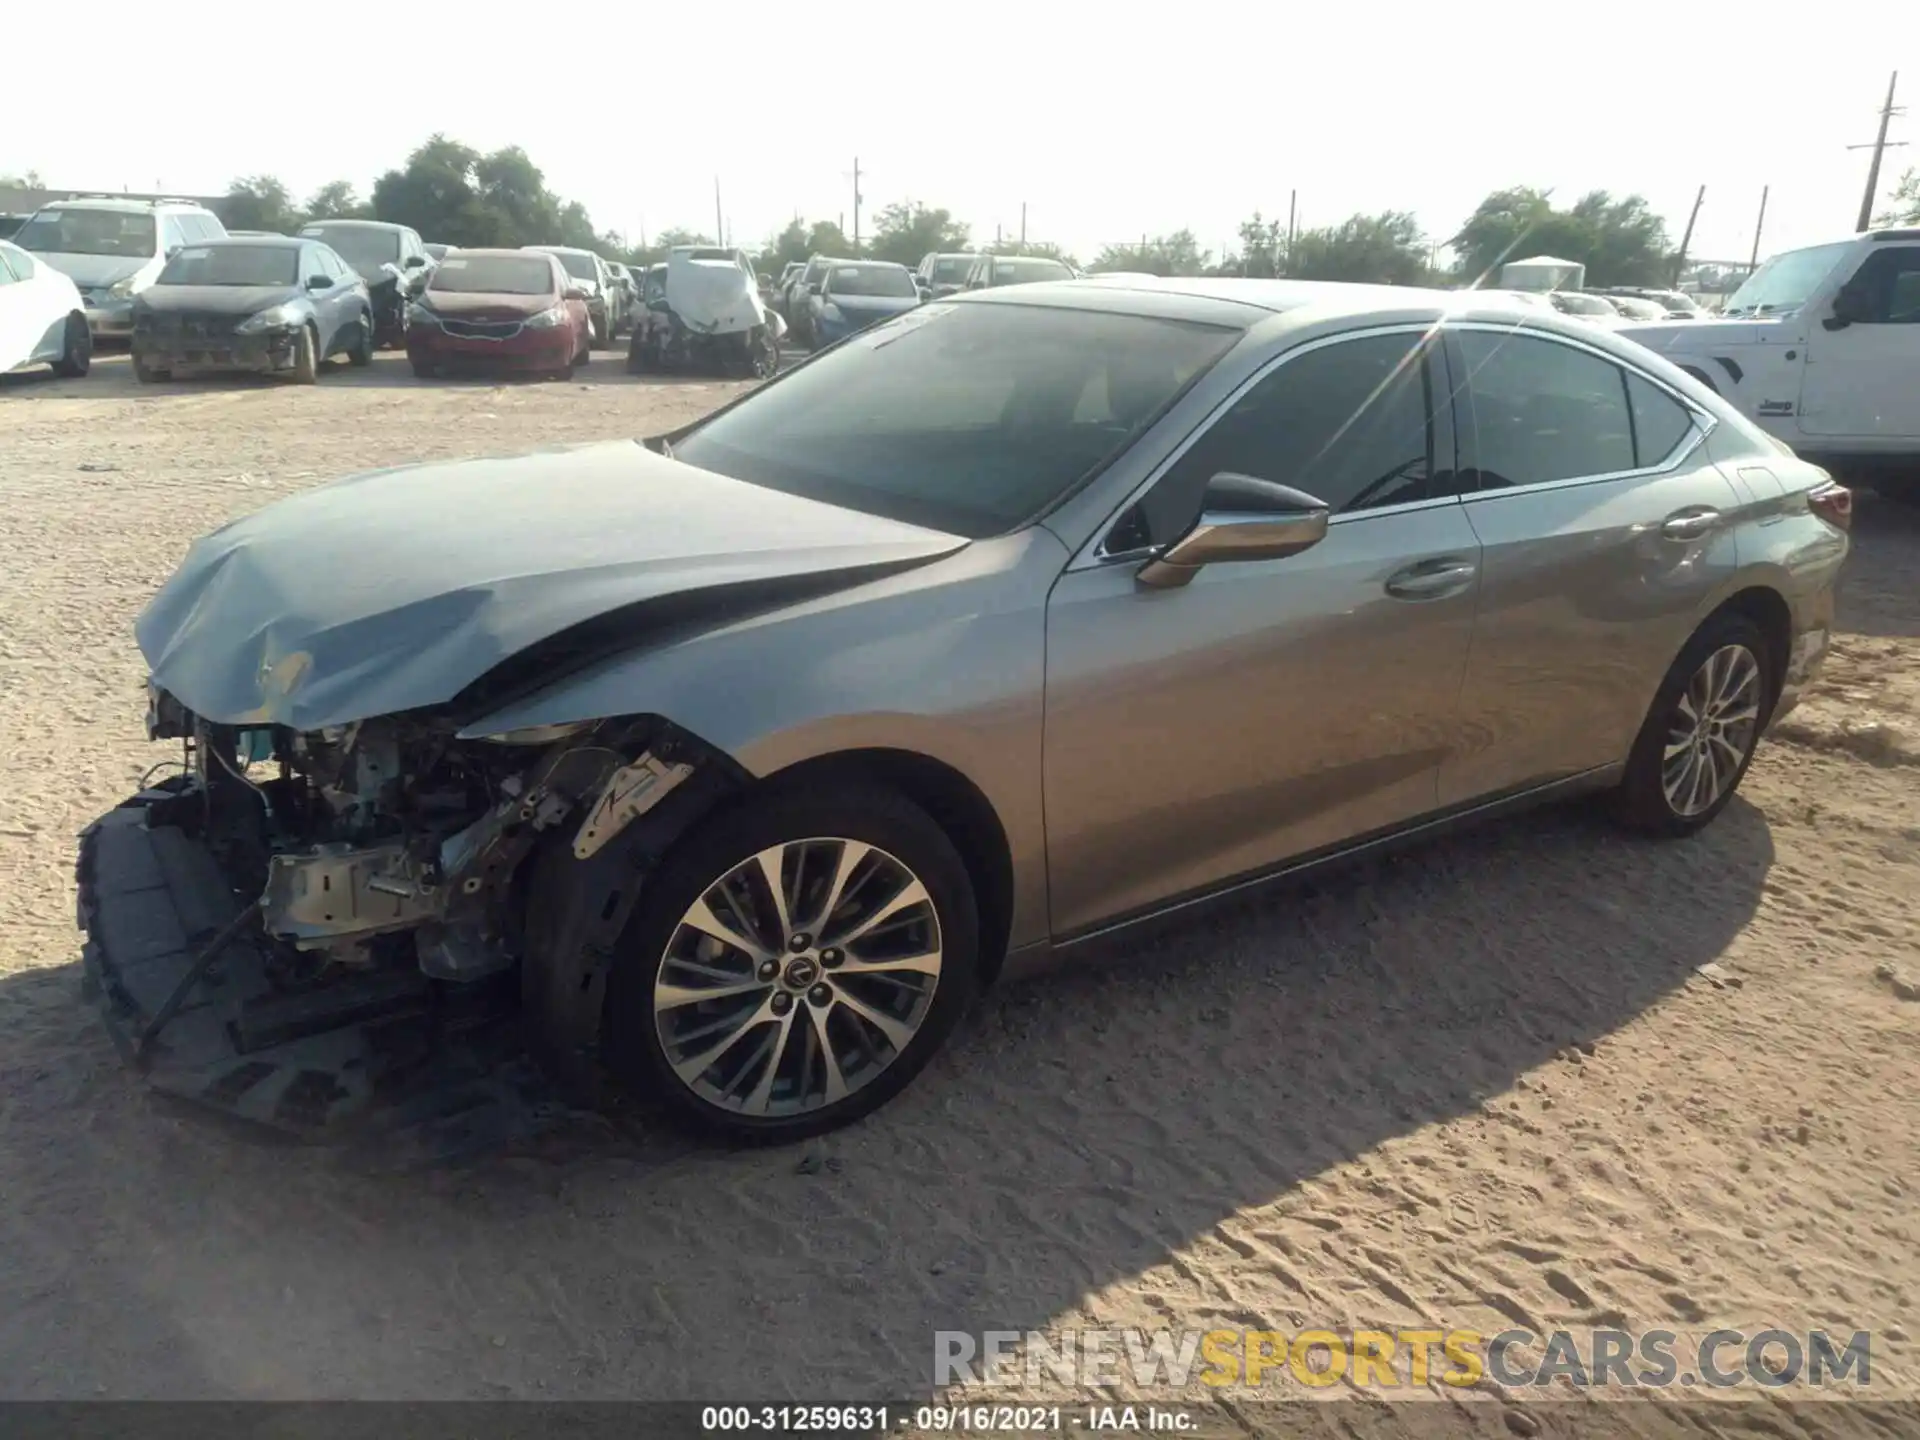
[137,441,967,731]
[1616,317,1784,355]
[136,284,301,317]
[666,256,767,335]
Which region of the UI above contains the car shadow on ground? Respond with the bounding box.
[1839,491,1920,641]
[0,791,1773,1400]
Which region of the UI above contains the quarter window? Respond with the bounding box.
[1457,331,1635,489]
[1134,332,1438,545]
[0,245,22,283]
[1625,371,1695,468]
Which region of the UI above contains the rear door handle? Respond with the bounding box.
[1385,557,1478,600]
[1660,507,1722,541]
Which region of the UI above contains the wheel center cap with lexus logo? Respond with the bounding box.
[783,957,820,989]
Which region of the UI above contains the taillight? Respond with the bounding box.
[1808,480,1853,531]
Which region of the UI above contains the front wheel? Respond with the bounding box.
[605,783,980,1143]
[348,312,374,367]
[289,325,319,384]
[52,313,92,378]
[591,312,610,349]
[747,328,778,379]
[1612,613,1773,837]
[131,351,168,384]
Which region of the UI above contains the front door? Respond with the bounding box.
[1437,325,1744,806]
[1798,241,1920,441]
[1043,327,1482,937]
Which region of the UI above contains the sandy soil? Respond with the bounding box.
[0,354,1916,1425]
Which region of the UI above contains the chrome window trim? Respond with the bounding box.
[1445,320,1718,504]
[1072,322,1449,571]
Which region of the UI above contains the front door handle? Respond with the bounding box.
[1385,557,1478,600]
[1660,507,1722,541]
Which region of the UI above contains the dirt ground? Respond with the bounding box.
[0,353,1916,1424]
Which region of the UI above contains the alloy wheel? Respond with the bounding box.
[1661,643,1762,817]
[652,837,943,1118]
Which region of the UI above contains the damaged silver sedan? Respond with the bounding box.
[79,279,1847,1150]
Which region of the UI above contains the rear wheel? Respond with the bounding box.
[605,783,979,1143]
[131,351,168,384]
[1612,612,1772,837]
[52,313,92,378]
[410,359,438,380]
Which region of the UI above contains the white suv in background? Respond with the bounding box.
[1619,228,1920,497]
[11,197,227,339]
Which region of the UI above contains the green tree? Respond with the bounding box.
[1226,212,1285,277]
[370,135,484,240]
[1288,211,1429,285]
[760,218,812,271]
[222,175,301,234]
[0,170,45,189]
[305,179,369,221]
[805,220,854,258]
[1450,186,1671,287]
[1090,229,1210,276]
[867,201,970,266]
[987,239,1081,268]
[1874,167,1920,227]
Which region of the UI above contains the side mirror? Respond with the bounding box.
[563,286,588,302]
[1824,282,1870,330]
[1136,473,1330,590]
[405,254,427,269]
[305,274,330,291]
[165,245,182,259]
[808,281,824,295]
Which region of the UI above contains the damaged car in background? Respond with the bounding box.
[81,280,1848,1158]
[626,246,784,377]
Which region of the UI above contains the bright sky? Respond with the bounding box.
[7,3,1913,269]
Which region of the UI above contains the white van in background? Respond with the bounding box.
[1618,228,1920,497]
[11,197,227,339]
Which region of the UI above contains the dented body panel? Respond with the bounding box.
[135,440,967,731]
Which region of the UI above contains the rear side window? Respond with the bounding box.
[1625,372,1695,467]
[1457,332,1634,489]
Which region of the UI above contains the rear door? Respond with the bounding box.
[1044,326,1483,935]
[1437,324,1743,807]
[1797,240,1920,442]
[0,245,31,366]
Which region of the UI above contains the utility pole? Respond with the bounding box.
[1019,202,1027,251]
[1671,184,1706,285]
[852,157,863,253]
[1849,71,1906,231]
[714,176,723,247]
[1286,190,1297,276]
[1749,186,1769,272]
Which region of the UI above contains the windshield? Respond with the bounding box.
[826,265,916,298]
[306,226,400,270]
[16,208,156,258]
[931,255,973,282]
[430,255,557,295]
[543,251,598,281]
[671,303,1239,537]
[991,258,1074,286]
[157,245,297,287]
[1722,242,1853,316]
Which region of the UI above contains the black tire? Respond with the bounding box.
[1612,611,1774,838]
[289,325,319,384]
[410,358,437,380]
[52,313,92,378]
[591,312,609,349]
[131,351,168,384]
[604,782,980,1143]
[348,311,375,367]
[626,335,650,374]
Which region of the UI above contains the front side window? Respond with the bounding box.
[0,244,24,283]
[671,303,1240,538]
[1836,246,1920,324]
[15,208,157,258]
[1129,331,1439,547]
[1457,331,1636,488]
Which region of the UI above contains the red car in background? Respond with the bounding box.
[406,249,591,380]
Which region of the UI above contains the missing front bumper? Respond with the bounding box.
[75,786,557,1165]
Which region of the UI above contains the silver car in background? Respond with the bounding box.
[83,278,1849,1148]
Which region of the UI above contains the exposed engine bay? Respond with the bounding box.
[73,684,726,1161]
